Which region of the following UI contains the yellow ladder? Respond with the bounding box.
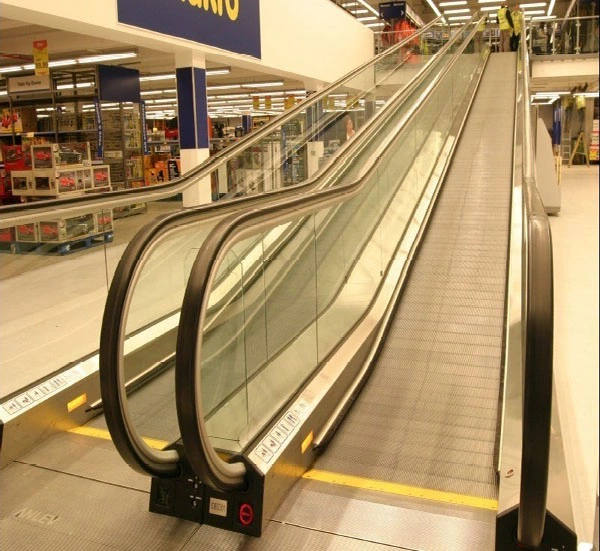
[568,131,590,167]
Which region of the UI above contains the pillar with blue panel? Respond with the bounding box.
[176,51,211,206]
[117,0,263,206]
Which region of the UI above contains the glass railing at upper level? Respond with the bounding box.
[0,18,452,403]
[527,15,599,56]
[172,20,487,490]
[99,17,483,479]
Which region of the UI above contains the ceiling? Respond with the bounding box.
[0,0,592,116]
[356,0,574,25]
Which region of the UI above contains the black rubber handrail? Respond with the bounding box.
[517,36,554,548]
[0,17,442,226]
[99,19,474,479]
[175,16,484,491]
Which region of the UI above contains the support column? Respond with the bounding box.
[175,50,211,206]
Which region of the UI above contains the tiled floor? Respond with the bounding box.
[549,164,599,546]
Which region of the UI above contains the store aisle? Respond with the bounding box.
[549,164,599,546]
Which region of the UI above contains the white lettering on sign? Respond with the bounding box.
[13,508,60,526]
[208,497,227,517]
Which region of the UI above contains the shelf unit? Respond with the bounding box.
[0,66,145,191]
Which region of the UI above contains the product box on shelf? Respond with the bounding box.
[31,144,60,170]
[59,142,91,166]
[15,223,39,242]
[32,169,57,196]
[39,213,96,243]
[2,145,32,171]
[91,165,111,190]
[95,210,113,233]
[1,107,36,134]
[55,168,79,193]
[0,227,16,242]
[11,170,34,195]
[81,168,93,190]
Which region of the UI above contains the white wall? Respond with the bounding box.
[0,0,374,86]
[532,57,599,80]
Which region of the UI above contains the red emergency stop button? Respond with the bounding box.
[239,503,254,526]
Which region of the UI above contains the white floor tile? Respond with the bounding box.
[549,164,599,544]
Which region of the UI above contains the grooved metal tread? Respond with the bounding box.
[315,54,516,502]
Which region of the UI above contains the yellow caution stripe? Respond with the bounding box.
[68,426,168,450]
[303,469,498,511]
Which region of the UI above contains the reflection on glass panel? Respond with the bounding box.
[203,245,251,446]
[258,215,318,410]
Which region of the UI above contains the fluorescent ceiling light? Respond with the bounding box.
[0,53,134,74]
[251,91,285,97]
[78,52,137,64]
[448,15,471,19]
[141,90,163,96]
[139,73,176,82]
[440,1,467,5]
[444,8,470,13]
[350,9,369,14]
[206,67,230,76]
[478,0,502,3]
[56,82,94,90]
[524,10,545,14]
[49,59,77,68]
[424,0,443,18]
[546,0,555,15]
[244,81,284,88]
[521,2,546,6]
[0,91,7,96]
[0,65,23,74]
[207,84,241,91]
[576,92,599,97]
[481,6,501,10]
[365,22,385,27]
[356,0,379,16]
[213,93,250,99]
[532,14,556,19]
[357,16,378,21]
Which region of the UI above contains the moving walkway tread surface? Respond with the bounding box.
[271,52,516,549]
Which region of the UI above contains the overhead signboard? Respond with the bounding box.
[8,74,51,95]
[379,1,406,20]
[97,65,141,103]
[117,0,261,59]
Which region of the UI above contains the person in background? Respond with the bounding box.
[343,115,356,142]
[510,4,522,51]
[496,4,513,52]
[575,83,588,134]
[475,16,486,53]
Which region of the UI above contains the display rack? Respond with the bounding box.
[281,118,306,186]
[0,66,145,191]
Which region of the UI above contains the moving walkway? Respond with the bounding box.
[0,17,448,464]
[0,18,577,551]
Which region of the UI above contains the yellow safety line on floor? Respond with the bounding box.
[302,469,498,511]
[68,426,168,450]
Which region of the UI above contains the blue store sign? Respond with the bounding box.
[117,0,261,59]
[379,1,406,20]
